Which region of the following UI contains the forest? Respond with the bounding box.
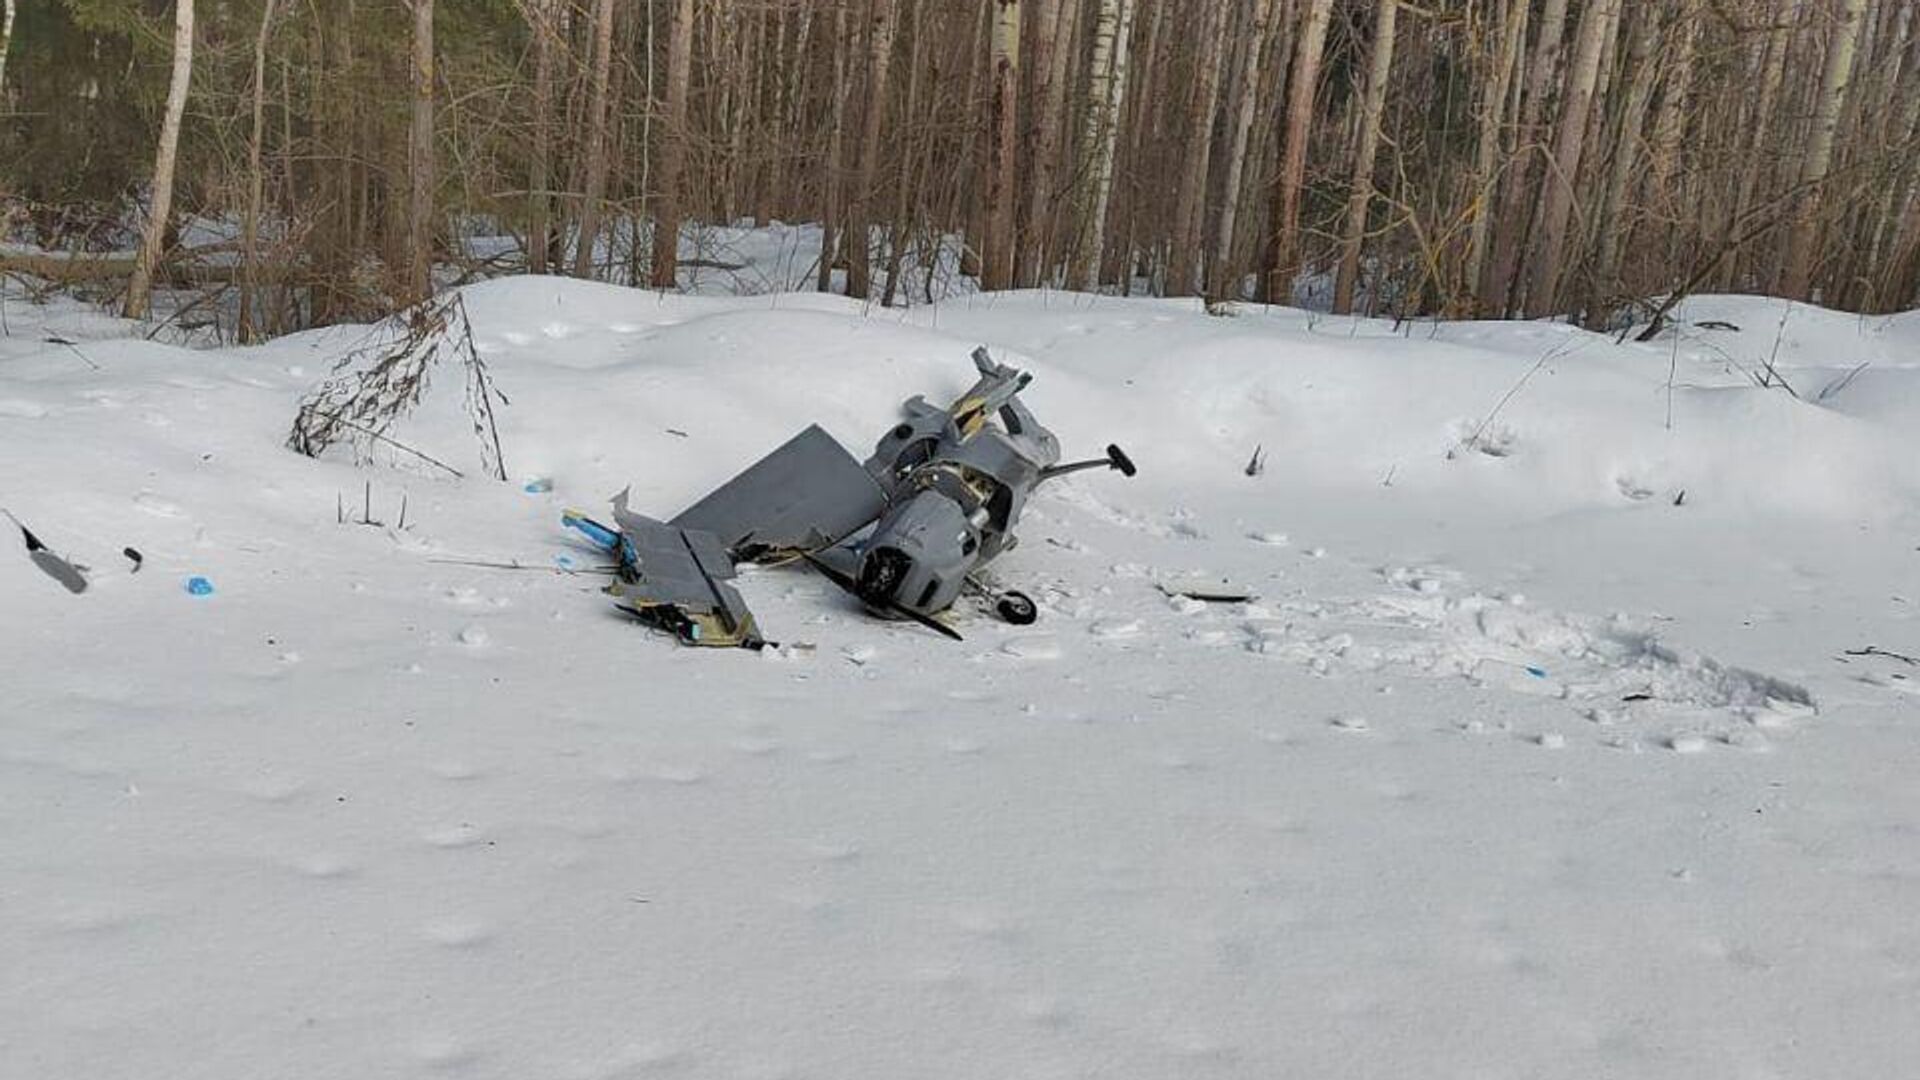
[2,0,1915,337]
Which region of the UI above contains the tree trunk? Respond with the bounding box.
[239,0,280,343]
[882,0,927,307]
[1,0,17,104]
[1034,0,1080,285]
[1331,0,1397,315]
[1483,0,1570,314]
[818,2,851,292]
[1211,0,1276,301]
[1072,0,1135,291]
[1781,0,1871,300]
[1015,0,1059,286]
[571,0,615,278]
[1262,0,1334,305]
[1464,0,1527,312]
[847,0,898,299]
[650,0,695,289]
[983,0,1021,290]
[1166,0,1228,297]
[1582,4,1660,327]
[526,0,558,274]
[1522,0,1618,318]
[125,0,195,320]
[403,0,435,304]
[1643,0,1699,268]
[1728,0,1795,290]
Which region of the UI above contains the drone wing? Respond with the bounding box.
[599,510,762,648]
[670,424,886,558]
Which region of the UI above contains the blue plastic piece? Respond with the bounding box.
[524,477,554,493]
[185,576,215,597]
[1525,666,1547,678]
[555,554,575,569]
[561,511,621,552]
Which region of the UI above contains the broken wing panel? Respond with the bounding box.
[606,517,761,647]
[669,424,886,557]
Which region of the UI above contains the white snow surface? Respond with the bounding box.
[4,277,1920,1079]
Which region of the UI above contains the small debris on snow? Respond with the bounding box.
[1667,733,1709,754]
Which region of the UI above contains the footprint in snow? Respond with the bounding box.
[421,823,489,848]
[421,917,494,947]
[238,774,308,803]
[134,491,186,518]
[1000,635,1063,660]
[729,734,783,757]
[796,839,862,863]
[407,1036,479,1070]
[289,853,357,879]
[644,763,708,785]
[1667,733,1710,754]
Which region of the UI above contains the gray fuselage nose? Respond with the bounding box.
[858,488,976,614]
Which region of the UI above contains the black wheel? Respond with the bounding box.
[996,590,1038,625]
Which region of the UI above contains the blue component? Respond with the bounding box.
[185,576,215,596]
[1525,666,1547,678]
[524,477,554,493]
[555,554,575,568]
[561,511,621,552]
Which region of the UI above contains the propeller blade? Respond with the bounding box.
[802,552,963,642]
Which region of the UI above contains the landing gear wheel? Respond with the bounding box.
[995,590,1038,625]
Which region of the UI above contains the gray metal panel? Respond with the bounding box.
[620,519,733,609]
[610,518,757,639]
[671,424,886,555]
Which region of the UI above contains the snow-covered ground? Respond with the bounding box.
[4,274,1918,1079]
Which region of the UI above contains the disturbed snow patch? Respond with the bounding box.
[1238,565,1814,724]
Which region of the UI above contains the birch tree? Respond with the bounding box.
[1211,0,1276,300]
[650,0,695,289]
[1073,0,1134,290]
[124,0,195,320]
[404,0,435,304]
[1,0,16,103]
[817,2,851,292]
[847,0,898,299]
[571,0,616,278]
[1167,0,1229,297]
[524,0,559,275]
[1483,0,1570,313]
[1781,0,1871,299]
[1582,4,1660,326]
[1263,0,1335,305]
[1332,0,1398,315]
[1464,0,1528,311]
[238,0,281,342]
[1523,0,1619,318]
[983,0,1021,290]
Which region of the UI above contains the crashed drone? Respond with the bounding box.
[562,346,1135,647]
